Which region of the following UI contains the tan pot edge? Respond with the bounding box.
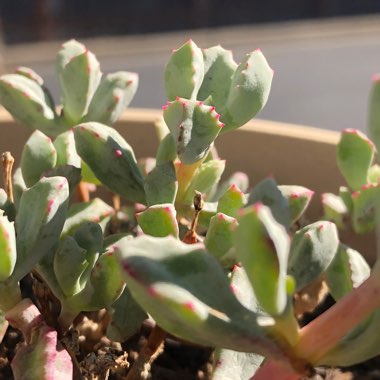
[120,108,340,144]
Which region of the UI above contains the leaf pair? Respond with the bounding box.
[165,41,273,133]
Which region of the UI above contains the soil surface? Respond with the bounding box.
[1,293,380,379]
[1,317,380,380]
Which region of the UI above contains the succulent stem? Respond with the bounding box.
[1,151,14,202]
[176,160,203,203]
[295,263,380,365]
[182,191,203,244]
[113,194,121,211]
[126,324,166,380]
[254,261,380,378]
[76,181,90,202]
[191,190,204,230]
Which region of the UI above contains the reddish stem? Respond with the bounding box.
[254,265,380,379]
[76,181,90,202]
[182,191,203,244]
[176,160,203,202]
[126,324,166,380]
[1,151,14,202]
[294,268,380,364]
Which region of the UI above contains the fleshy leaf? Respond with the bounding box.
[12,168,26,209]
[163,98,224,164]
[278,185,314,224]
[183,159,225,204]
[86,250,125,309]
[198,45,237,110]
[248,178,290,228]
[0,213,16,281]
[14,66,55,109]
[73,122,146,204]
[56,39,101,124]
[212,266,264,380]
[339,186,353,213]
[368,164,380,183]
[60,250,125,321]
[114,235,289,358]
[62,198,114,237]
[221,49,273,132]
[81,160,101,185]
[213,349,264,380]
[212,171,250,201]
[288,221,339,291]
[21,130,57,187]
[337,129,375,191]
[0,189,15,220]
[165,39,204,101]
[217,184,247,218]
[84,71,138,124]
[137,204,179,238]
[54,130,81,168]
[43,165,82,197]
[55,222,103,298]
[74,221,104,253]
[11,324,73,380]
[144,161,178,206]
[321,193,349,229]
[15,66,44,86]
[368,74,380,153]
[198,201,218,228]
[0,309,7,343]
[0,74,63,136]
[204,213,238,261]
[234,204,290,316]
[54,236,89,297]
[325,244,370,301]
[107,286,148,342]
[156,133,177,165]
[12,176,69,282]
[351,184,380,233]
[138,157,156,177]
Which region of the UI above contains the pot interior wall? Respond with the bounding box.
[0,107,376,264]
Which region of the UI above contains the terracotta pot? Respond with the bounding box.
[0,107,375,263]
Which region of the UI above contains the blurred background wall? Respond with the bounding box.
[1,0,380,44]
[0,1,380,132]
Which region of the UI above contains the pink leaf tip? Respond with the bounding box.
[230,284,238,294]
[372,73,380,83]
[184,302,195,311]
[217,213,226,221]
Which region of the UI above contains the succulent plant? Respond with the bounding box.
[0,38,380,380]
